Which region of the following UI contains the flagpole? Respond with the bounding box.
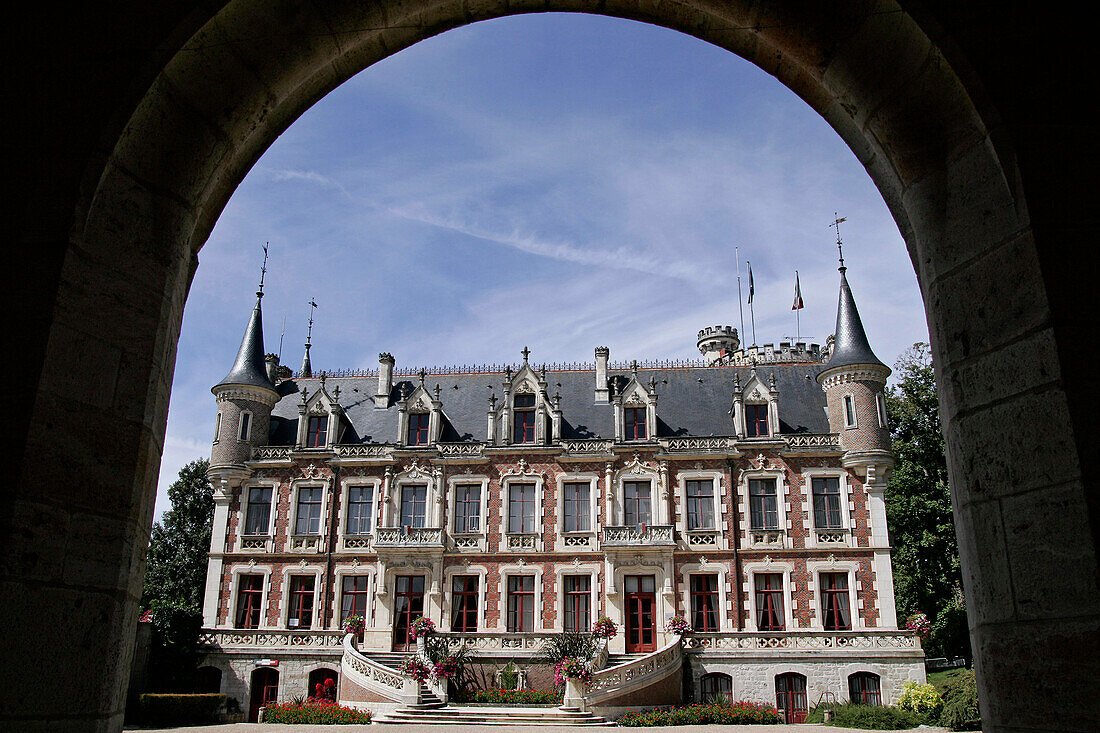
[735,247,746,341]
[795,270,800,343]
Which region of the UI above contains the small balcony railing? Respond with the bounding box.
[602,524,675,547]
[373,526,445,548]
[748,527,788,549]
[813,527,851,547]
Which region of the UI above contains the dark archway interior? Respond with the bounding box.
[2,2,1096,731]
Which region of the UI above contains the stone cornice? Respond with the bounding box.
[213,384,279,405]
[817,363,891,387]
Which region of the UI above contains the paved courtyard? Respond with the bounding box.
[137,724,950,732]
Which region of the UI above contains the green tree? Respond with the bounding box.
[142,458,214,691]
[885,344,971,660]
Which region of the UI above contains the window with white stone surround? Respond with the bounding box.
[677,469,724,548]
[555,473,598,551]
[238,410,252,442]
[807,560,863,630]
[739,461,788,549]
[279,564,323,630]
[337,476,380,552]
[742,560,796,632]
[802,468,853,548]
[499,464,545,551]
[229,565,271,629]
[448,474,489,551]
[237,479,279,552]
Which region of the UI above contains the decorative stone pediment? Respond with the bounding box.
[395,458,438,482]
[501,458,543,480]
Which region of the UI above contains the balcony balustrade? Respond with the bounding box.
[602,524,675,547]
[682,630,921,653]
[373,526,445,548]
[748,527,788,549]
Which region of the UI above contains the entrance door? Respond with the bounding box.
[392,575,425,651]
[776,672,808,724]
[249,667,279,723]
[624,575,656,653]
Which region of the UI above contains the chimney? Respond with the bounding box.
[374,353,395,408]
[265,353,280,385]
[595,346,610,403]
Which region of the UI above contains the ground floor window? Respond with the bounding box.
[340,575,369,625]
[776,672,808,724]
[287,575,315,629]
[563,575,591,632]
[700,672,733,702]
[849,672,882,705]
[451,575,479,632]
[235,574,264,629]
[308,668,338,702]
[690,575,720,631]
[507,575,535,632]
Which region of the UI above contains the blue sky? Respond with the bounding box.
[154,13,929,519]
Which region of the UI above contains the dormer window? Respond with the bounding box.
[624,407,647,440]
[306,415,328,447]
[513,393,536,444]
[746,404,768,437]
[407,413,430,446]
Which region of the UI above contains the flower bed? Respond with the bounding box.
[472,688,564,705]
[262,702,372,724]
[618,700,782,726]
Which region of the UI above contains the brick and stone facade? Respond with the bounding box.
[198,267,923,721]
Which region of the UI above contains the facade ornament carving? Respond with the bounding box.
[828,553,837,563]
[303,462,321,479]
[517,557,526,566]
[350,558,360,568]
[572,557,581,566]
[297,558,307,567]
[247,558,256,568]
[763,555,772,565]
[755,453,769,470]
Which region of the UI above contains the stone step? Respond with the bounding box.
[375,709,615,726]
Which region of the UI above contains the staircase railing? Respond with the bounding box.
[339,634,421,706]
[583,636,682,707]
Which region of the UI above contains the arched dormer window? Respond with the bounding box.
[296,381,343,449]
[732,370,779,439]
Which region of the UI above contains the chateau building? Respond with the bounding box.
[197,265,925,722]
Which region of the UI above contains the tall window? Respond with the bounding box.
[345,486,373,535]
[407,413,429,446]
[564,575,591,632]
[513,393,536,444]
[849,672,882,705]
[453,484,481,533]
[820,572,852,630]
[295,487,323,535]
[748,478,778,530]
[244,486,273,535]
[844,395,856,428]
[340,575,369,625]
[238,411,252,441]
[812,477,843,529]
[287,575,315,628]
[400,485,426,528]
[746,403,768,437]
[624,407,647,440]
[623,480,652,526]
[562,482,590,532]
[214,412,221,442]
[686,479,715,530]
[508,483,536,533]
[306,415,328,447]
[451,576,479,632]
[876,393,888,428]
[690,575,720,632]
[755,573,785,631]
[506,575,535,632]
[235,574,264,628]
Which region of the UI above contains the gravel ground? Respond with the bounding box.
[135,724,951,732]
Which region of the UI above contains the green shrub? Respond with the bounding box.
[938,668,981,730]
[499,660,519,690]
[807,701,921,730]
[261,702,372,724]
[139,693,225,726]
[472,688,563,705]
[897,681,943,721]
[617,699,781,726]
[537,630,598,667]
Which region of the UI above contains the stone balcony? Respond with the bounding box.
[372,526,445,551]
[602,524,676,548]
[198,628,345,651]
[682,630,923,658]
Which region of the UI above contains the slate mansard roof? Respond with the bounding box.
[267,361,831,446]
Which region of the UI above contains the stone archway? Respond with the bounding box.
[3,2,1096,732]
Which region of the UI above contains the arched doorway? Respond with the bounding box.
[775,672,808,724]
[248,668,279,723]
[5,3,1098,732]
[307,668,338,702]
[196,666,222,694]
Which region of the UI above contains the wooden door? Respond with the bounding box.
[624,575,656,653]
[248,667,278,723]
[776,672,808,723]
[392,575,425,651]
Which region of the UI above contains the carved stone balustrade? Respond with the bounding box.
[251,446,293,461]
[505,532,540,551]
[748,528,788,549]
[602,524,675,548]
[339,534,372,552]
[813,527,852,547]
[236,534,272,552]
[682,630,922,657]
[436,631,558,657]
[782,433,842,454]
[660,436,736,454]
[373,527,445,552]
[288,534,324,553]
[198,629,345,650]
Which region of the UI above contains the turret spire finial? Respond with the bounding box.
[300,298,317,378]
[829,213,848,271]
[257,242,269,298]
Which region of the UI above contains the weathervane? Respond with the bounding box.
[305,298,318,345]
[829,213,848,269]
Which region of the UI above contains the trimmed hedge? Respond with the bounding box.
[139,693,225,726]
[807,702,922,730]
[618,700,782,726]
[471,688,564,705]
[937,669,981,731]
[261,702,372,724]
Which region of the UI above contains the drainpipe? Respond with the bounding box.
[323,463,339,629]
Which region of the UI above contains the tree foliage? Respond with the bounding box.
[142,458,214,691]
[885,344,971,660]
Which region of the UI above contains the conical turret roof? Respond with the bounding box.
[213,292,276,392]
[824,268,886,372]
